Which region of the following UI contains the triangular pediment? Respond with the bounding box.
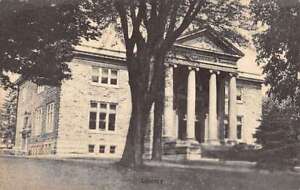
[175,28,244,57]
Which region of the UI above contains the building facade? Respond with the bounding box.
[15,28,263,159]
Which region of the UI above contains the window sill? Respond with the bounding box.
[89,82,120,89]
[88,130,117,134]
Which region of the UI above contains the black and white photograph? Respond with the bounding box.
[0,0,300,189]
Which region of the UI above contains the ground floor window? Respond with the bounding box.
[89,101,117,131]
[224,115,243,140]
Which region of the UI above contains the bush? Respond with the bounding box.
[254,97,300,170]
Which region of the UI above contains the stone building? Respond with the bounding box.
[14,28,263,159]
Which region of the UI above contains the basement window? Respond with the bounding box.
[110,146,116,154]
[99,145,105,153]
[88,144,95,153]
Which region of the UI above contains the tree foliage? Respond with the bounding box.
[250,0,300,100]
[0,0,111,88]
[0,89,17,148]
[254,97,300,170]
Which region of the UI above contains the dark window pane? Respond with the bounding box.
[110,104,116,110]
[88,145,95,153]
[100,103,107,109]
[101,77,108,84]
[89,112,97,129]
[237,95,242,101]
[111,70,118,77]
[90,112,96,120]
[237,116,242,122]
[99,113,106,120]
[92,76,99,83]
[110,146,116,153]
[237,125,242,139]
[108,114,116,131]
[90,102,97,108]
[110,78,117,85]
[99,121,106,130]
[99,145,105,153]
[89,121,96,130]
[224,124,229,139]
[99,113,106,129]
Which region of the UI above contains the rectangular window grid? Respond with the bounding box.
[46,103,55,133]
[91,67,118,85]
[89,101,117,131]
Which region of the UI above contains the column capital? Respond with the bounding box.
[164,63,177,68]
[228,72,238,78]
[209,70,220,75]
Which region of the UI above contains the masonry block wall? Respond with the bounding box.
[224,79,262,144]
[15,81,60,154]
[56,57,131,158]
[236,79,262,144]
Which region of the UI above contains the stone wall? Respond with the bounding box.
[56,57,131,158]
[224,79,262,144]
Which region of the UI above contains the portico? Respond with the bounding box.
[159,27,244,160]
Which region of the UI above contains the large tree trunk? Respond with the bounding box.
[119,88,149,167]
[151,80,164,161]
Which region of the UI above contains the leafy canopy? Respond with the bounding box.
[0,0,112,88]
[250,0,300,100]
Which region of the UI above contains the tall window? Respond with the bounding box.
[89,101,117,131]
[46,103,55,133]
[224,115,243,140]
[37,85,45,94]
[35,107,43,136]
[237,116,243,140]
[91,67,118,85]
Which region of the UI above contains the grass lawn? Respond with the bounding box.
[1,156,300,190]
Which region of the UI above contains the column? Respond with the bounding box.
[217,76,226,142]
[164,65,175,139]
[186,67,196,140]
[228,74,237,142]
[208,71,218,144]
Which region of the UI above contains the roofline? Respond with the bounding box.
[175,26,245,58]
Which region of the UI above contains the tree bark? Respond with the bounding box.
[119,89,149,167]
[151,98,163,161]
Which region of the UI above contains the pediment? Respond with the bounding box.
[175,28,244,57]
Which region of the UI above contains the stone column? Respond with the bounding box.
[228,74,237,142]
[186,67,196,140]
[217,76,226,142]
[164,65,175,139]
[208,70,218,144]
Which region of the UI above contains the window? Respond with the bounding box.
[35,107,43,136]
[99,145,105,153]
[45,103,55,133]
[88,144,95,153]
[91,67,118,85]
[92,67,99,83]
[89,101,117,131]
[237,116,243,139]
[223,115,243,140]
[224,84,242,102]
[110,145,116,154]
[37,85,45,94]
[236,87,242,102]
[89,112,97,130]
[224,124,229,139]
